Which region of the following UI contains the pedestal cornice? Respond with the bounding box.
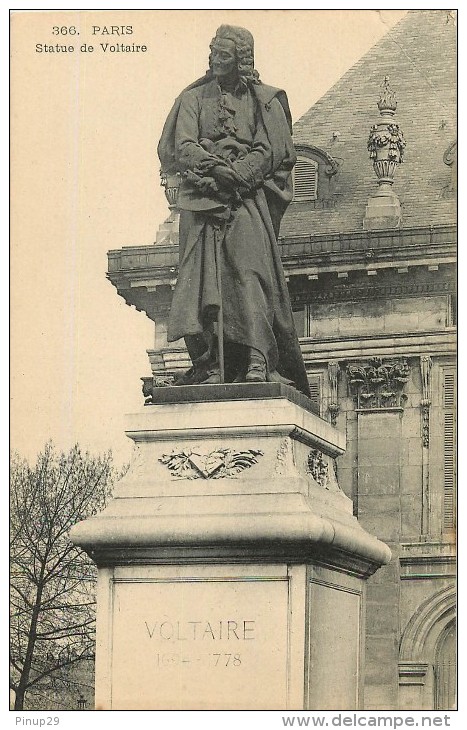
[70,386,390,578]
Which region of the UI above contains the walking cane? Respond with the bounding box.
[213,223,225,384]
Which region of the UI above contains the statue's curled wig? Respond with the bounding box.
[209,25,260,88]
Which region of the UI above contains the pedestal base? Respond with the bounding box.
[71,384,391,710]
[363,191,401,230]
[95,562,365,710]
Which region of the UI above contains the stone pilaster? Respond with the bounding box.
[347,358,411,710]
[420,355,433,536]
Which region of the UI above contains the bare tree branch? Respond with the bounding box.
[10,442,119,710]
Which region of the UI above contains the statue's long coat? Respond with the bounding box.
[158,74,310,397]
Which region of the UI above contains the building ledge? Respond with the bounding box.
[299,330,456,363]
[400,540,456,580]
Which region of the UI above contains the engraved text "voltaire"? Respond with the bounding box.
[144,620,256,641]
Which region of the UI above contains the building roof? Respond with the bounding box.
[281,10,456,239]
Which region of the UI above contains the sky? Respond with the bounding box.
[10,9,409,467]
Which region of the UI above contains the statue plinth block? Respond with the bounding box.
[70,384,391,710]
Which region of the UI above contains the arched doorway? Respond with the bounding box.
[434,620,456,710]
[399,585,456,710]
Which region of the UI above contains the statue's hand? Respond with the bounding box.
[212,165,237,189]
[195,176,219,194]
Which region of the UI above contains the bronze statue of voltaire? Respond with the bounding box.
[158,25,310,397]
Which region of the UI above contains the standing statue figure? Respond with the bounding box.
[158,24,310,397]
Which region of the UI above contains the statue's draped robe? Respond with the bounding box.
[158,76,310,397]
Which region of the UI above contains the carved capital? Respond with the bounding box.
[346,357,410,410]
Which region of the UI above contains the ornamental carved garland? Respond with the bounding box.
[346,357,410,410]
[367,123,406,163]
[159,447,263,480]
[275,438,292,475]
[420,355,433,448]
[327,361,340,426]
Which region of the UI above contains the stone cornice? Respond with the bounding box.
[70,397,391,578]
[280,223,455,249]
[290,278,454,307]
[107,224,455,281]
[398,662,430,686]
[399,555,456,580]
[399,540,456,580]
[280,224,455,277]
[107,224,456,319]
[299,331,455,364]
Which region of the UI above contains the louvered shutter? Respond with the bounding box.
[447,294,457,326]
[443,369,456,530]
[293,158,318,201]
[308,375,321,416]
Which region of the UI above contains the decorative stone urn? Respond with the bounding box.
[364,77,406,229]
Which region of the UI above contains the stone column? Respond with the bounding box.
[71,383,390,710]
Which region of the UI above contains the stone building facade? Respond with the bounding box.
[107,10,456,710]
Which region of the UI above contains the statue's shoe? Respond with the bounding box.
[200,368,221,385]
[175,364,211,386]
[245,358,267,383]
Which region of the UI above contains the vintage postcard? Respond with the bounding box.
[10,8,457,717]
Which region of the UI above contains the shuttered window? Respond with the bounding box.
[293,157,318,201]
[308,374,321,416]
[443,369,456,531]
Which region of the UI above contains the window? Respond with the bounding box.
[442,368,456,531]
[292,144,339,207]
[293,157,318,201]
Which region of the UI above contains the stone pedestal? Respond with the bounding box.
[363,190,401,230]
[70,384,391,710]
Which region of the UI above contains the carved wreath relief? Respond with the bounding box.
[159,447,263,479]
[307,449,329,488]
